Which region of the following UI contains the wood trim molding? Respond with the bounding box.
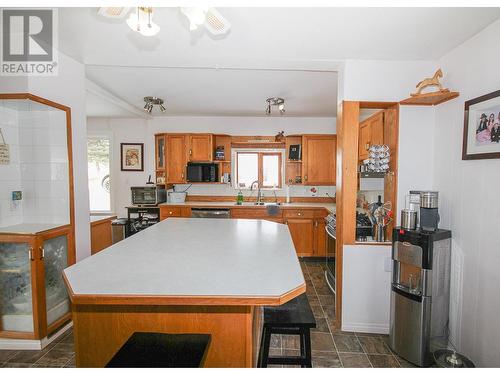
[63,272,306,307]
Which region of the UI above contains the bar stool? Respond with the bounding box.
[258,294,316,368]
[106,332,211,368]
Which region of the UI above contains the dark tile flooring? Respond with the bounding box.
[0,259,414,368]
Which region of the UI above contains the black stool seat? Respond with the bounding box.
[106,332,211,368]
[258,294,316,368]
[264,293,316,329]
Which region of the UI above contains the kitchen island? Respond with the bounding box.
[63,218,305,367]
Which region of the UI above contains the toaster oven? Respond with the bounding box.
[131,186,166,206]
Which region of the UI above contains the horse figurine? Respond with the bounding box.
[411,69,448,96]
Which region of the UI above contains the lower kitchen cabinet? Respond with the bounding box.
[314,218,327,257]
[0,225,75,340]
[285,218,315,257]
[90,216,116,255]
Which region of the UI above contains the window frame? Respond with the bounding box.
[233,149,284,190]
[87,131,114,215]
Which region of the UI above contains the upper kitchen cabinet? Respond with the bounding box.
[302,135,337,185]
[155,134,166,170]
[166,134,188,183]
[358,111,384,161]
[188,134,213,162]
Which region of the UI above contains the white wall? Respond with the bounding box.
[0,106,22,227]
[434,19,500,367]
[88,116,337,217]
[342,244,392,333]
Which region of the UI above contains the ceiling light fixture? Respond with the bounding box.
[126,7,160,36]
[265,97,285,116]
[180,7,209,31]
[143,97,165,114]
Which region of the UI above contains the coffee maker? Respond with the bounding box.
[419,191,439,232]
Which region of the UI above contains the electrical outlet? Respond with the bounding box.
[12,191,22,201]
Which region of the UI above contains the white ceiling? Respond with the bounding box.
[86,67,338,117]
[59,7,500,117]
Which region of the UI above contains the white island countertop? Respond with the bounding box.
[64,218,306,306]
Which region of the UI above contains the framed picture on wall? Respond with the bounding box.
[120,143,144,171]
[463,89,500,160]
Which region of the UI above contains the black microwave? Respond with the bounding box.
[186,163,218,182]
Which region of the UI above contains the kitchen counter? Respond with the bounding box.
[159,200,336,213]
[63,218,305,367]
[90,215,116,224]
[0,222,68,234]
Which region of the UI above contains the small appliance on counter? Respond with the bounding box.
[419,191,440,232]
[400,208,417,230]
[131,185,166,206]
[186,162,218,182]
[389,226,452,367]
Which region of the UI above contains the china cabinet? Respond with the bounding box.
[0,93,75,344]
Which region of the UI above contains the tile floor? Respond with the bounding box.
[0,259,415,368]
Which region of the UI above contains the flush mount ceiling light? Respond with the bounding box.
[126,7,160,37]
[143,97,166,114]
[265,97,285,116]
[180,7,231,35]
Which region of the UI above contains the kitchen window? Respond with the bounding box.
[87,134,112,213]
[234,150,283,189]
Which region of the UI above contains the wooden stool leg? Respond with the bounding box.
[258,327,272,368]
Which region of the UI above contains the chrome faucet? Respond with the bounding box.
[250,180,263,205]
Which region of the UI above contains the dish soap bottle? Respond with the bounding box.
[236,190,244,205]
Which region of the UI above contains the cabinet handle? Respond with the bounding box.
[315,220,318,228]
[189,149,192,156]
[29,247,34,261]
[39,246,44,260]
[169,211,173,215]
[365,143,370,150]
[285,220,288,225]
[297,212,302,216]
[304,175,308,181]
[181,173,184,179]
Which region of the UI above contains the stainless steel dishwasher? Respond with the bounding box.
[190,208,231,219]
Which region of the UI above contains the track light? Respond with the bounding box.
[143,97,165,114]
[265,97,285,116]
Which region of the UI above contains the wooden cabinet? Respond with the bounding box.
[358,111,384,161]
[0,225,74,340]
[188,134,213,162]
[286,218,315,257]
[166,135,188,183]
[302,135,337,185]
[155,134,166,170]
[314,218,326,257]
[160,206,191,220]
[90,216,116,255]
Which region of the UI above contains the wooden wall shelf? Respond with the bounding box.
[400,90,459,106]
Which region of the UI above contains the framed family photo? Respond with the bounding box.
[120,143,144,171]
[463,89,500,160]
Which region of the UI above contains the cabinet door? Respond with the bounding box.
[370,112,385,146]
[302,135,336,185]
[155,134,166,170]
[166,135,187,183]
[0,237,39,338]
[359,121,371,161]
[188,134,213,162]
[314,219,327,257]
[286,219,314,257]
[38,228,73,334]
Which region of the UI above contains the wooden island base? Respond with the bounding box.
[72,304,263,367]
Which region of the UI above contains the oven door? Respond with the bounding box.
[325,226,336,294]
